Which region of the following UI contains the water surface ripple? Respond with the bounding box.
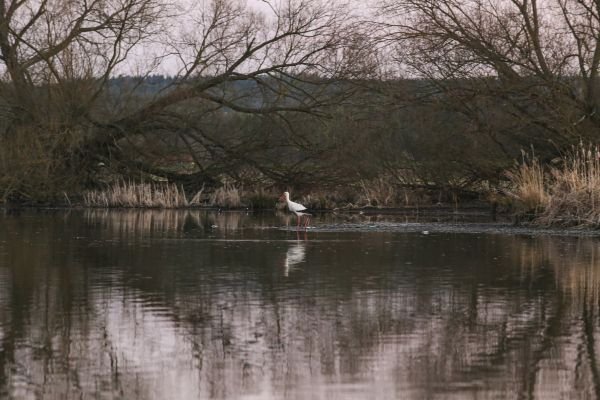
[0,209,599,399]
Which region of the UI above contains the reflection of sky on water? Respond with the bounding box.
[1,210,600,399]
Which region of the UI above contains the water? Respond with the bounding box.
[1,209,600,399]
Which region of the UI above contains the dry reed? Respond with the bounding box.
[540,143,600,226]
[207,183,243,208]
[504,152,548,212]
[358,177,397,207]
[507,143,600,227]
[84,181,192,208]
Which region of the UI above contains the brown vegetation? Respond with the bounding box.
[84,181,195,208]
[0,0,369,203]
[504,152,548,213]
[3,0,600,219]
[83,181,282,209]
[507,144,600,227]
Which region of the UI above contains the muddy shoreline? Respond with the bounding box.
[287,221,600,237]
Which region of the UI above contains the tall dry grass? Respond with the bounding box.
[207,183,242,208]
[83,181,267,209]
[507,144,600,226]
[541,143,600,226]
[84,181,197,208]
[358,177,398,207]
[504,152,549,212]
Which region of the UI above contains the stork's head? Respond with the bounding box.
[279,191,290,201]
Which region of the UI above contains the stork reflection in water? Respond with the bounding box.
[283,231,307,276]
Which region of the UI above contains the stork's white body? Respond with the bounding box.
[280,192,312,229]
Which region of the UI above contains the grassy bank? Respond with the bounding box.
[75,145,600,226]
[506,144,600,227]
[72,177,488,211]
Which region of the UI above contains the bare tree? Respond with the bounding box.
[110,0,363,135]
[0,0,169,200]
[89,0,369,190]
[0,0,370,199]
[0,0,166,118]
[377,0,600,155]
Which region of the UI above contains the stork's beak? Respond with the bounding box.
[279,194,285,201]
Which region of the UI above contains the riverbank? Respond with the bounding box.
[292,221,600,237]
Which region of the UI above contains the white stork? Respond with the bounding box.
[279,191,312,229]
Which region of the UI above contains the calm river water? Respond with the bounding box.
[1,209,600,399]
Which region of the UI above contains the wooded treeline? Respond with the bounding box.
[1,0,600,206]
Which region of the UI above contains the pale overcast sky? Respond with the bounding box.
[120,0,374,76]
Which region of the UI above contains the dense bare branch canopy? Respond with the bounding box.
[0,0,165,92]
[126,0,362,120]
[378,0,600,148]
[106,0,368,185]
[0,0,374,198]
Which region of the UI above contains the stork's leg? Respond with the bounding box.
[304,215,310,229]
[297,215,301,229]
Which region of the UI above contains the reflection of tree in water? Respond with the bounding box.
[3,213,600,398]
[512,238,600,399]
[402,237,600,399]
